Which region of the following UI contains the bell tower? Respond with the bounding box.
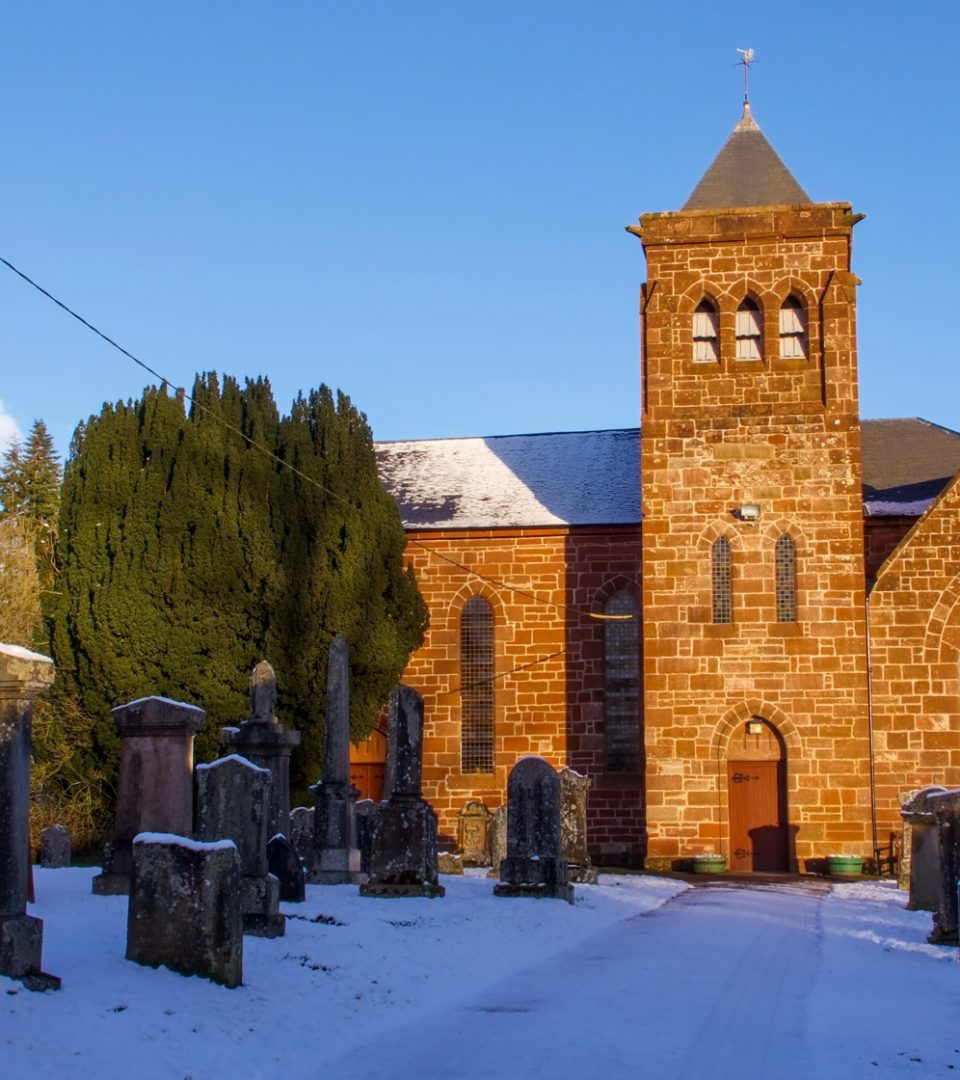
[632,102,872,871]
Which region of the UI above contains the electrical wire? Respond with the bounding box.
[0,255,636,626]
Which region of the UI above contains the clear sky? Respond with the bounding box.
[1,1,958,461]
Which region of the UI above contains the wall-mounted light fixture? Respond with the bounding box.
[737,503,762,523]
[746,720,764,736]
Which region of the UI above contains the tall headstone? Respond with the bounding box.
[487,804,508,878]
[361,685,444,898]
[196,755,284,938]
[93,696,205,896]
[127,833,243,988]
[928,790,960,945]
[289,806,316,870]
[559,767,598,884]
[457,802,492,866]
[311,636,363,884]
[38,824,71,869]
[900,786,949,908]
[0,644,59,991]
[222,660,300,842]
[494,757,573,903]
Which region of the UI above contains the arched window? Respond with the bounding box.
[779,295,807,358]
[604,590,641,772]
[736,297,763,360]
[460,595,494,773]
[775,535,797,622]
[712,537,732,624]
[692,299,719,362]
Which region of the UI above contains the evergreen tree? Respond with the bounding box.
[0,439,25,516]
[52,375,427,791]
[21,420,61,591]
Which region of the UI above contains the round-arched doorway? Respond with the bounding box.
[726,718,788,872]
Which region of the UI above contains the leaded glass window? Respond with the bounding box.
[712,537,732,624]
[775,534,797,622]
[460,595,494,772]
[604,590,641,772]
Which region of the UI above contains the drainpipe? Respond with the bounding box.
[865,587,880,869]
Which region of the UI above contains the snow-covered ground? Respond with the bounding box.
[3,869,958,1078]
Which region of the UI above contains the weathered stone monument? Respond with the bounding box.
[311,636,363,884]
[0,644,59,991]
[93,696,205,896]
[494,756,574,903]
[361,685,444,898]
[486,804,507,878]
[899,785,949,908]
[290,805,316,870]
[196,755,285,938]
[559,767,598,884]
[928,790,960,945]
[355,799,376,876]
[38,824,71,869]
[267,834,305,903]
[457,801,492,866]
[222,660,300,842]
[127,833,243,988]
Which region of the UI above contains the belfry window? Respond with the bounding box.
[735,298,763,360]
[692,299,719,362]
[460,595,494,773]
[779,295,807,358]
[603,590,641,772]
[775,535,797,622]
[711,537,732,624]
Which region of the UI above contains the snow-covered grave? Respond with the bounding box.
[4,868,960,1078]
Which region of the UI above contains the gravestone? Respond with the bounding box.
[127,833,242,988]
[927,790,960,945]
[494,756,573,903]
[93,696,205,896]
[900,786,949,909]
[437,851,464,875]
[290,806,316,871]
[196,755,285,938]
[559,767,598,884]
[311,636,363,884]
[0,644,59,991]
[39,824,71,869]
[486,804,508,878]
[222,660,300,842]
[355,799,376,876]
[457,802,492,866]
[267,834,306,904]
[361,685,444,898]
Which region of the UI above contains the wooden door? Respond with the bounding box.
[350,763,385,803]
[727,760,788,872]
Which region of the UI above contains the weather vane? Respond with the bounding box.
[736,48,755,103]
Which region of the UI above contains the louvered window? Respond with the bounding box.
[692,299,719,362]
[460,596,494,772]
[604,590,641,772]
[736,298,762,360]
[779,295,807,358]
[775,535,797,622]
[712,538,732,624]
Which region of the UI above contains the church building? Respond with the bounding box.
[369,103,960,873]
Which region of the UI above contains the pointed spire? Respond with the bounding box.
[682,102,810,210]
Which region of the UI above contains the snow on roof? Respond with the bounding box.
[0,643,53,663]
[376,429,641,529]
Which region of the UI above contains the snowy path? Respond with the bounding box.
[316,883,825,1080]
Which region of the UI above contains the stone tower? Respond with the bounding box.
[632,103,872,872]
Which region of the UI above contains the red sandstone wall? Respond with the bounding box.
[864,517,915,585]
[397,525,645,864]
[638,203,872,870]
[869,476,960,851]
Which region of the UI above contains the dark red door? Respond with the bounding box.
[727,760,788,872]
[350,763,385,802]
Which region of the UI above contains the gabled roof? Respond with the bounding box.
[375,429,640,530]
[376,420,960,530]
[683,103,810,210]
[861,418,960,516]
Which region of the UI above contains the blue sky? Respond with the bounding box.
[1,1,957,460]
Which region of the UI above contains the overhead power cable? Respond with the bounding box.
[0,255,635,625]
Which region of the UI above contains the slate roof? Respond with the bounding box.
[683,103,810,210]
[861,418,960,516]
[376,420,960,530]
